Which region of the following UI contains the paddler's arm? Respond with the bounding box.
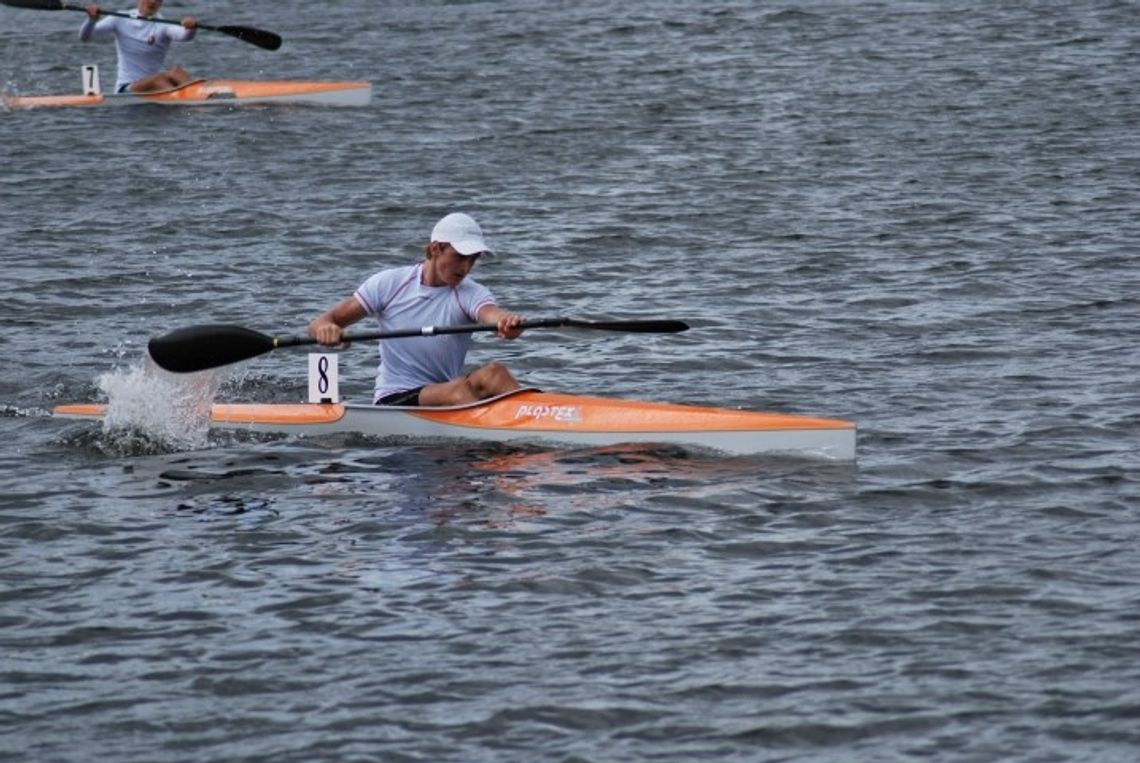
[477,305,524,339]
[79,5,103,41]
[309,296,367,347]
[173,16,198,41]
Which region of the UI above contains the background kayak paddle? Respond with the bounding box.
[148,318,691,373]
[2,0,282,51]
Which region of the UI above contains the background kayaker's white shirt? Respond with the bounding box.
[78,11,196,90]
[354,263,496,402]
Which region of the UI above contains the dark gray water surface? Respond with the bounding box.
[2,1,1138,761]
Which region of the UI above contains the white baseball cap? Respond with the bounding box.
[430,212,493,257]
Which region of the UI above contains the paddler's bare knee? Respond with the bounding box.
[467,362,519,398]
[420,364,519,406]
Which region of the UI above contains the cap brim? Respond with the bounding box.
[451,238,493,257]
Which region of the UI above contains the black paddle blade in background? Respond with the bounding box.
[0,0,66,10]
[148,324,274,373]
[213,25,281,51]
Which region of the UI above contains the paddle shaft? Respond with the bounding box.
[2,0,281,50]
[280,318,689,349]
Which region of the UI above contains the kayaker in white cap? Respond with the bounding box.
[308,212,525,407]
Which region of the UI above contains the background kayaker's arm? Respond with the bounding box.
[477,304,525,339]
[309,296,367,347]
[78,4,104,41]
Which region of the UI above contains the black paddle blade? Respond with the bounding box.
[147,324,276,373]
[214,25,282,51]
[1,0,66,10]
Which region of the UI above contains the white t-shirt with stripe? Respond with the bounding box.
[79,12,196,91]
[353,264,496,402]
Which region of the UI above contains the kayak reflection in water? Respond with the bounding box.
[308,212,526,407]
[79,0,197,93]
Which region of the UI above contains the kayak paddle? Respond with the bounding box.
[3,0,283,51]
[148,318,691,373]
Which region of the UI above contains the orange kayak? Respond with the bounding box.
[3,78,371,109]
[53,389,856,459]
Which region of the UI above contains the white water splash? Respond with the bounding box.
[96,357,228,450]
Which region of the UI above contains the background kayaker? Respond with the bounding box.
[308,212,526,407]
[79,0,197,93]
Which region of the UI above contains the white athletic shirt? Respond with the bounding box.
[353,263,496,402]
[78,11,196,91]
